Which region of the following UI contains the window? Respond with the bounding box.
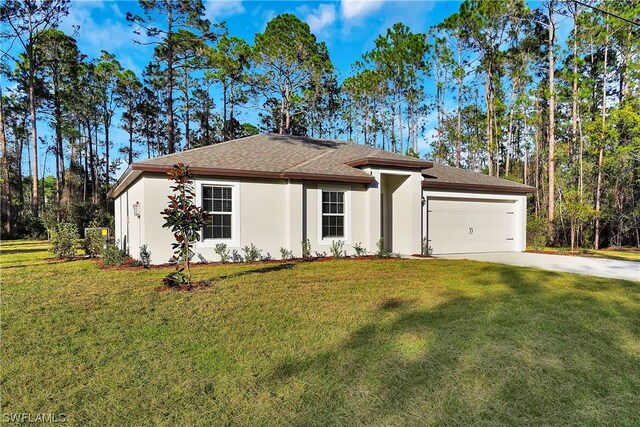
[322,190,345,238]
[203,185,232,239]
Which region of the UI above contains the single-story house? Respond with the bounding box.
[108,134,535,265]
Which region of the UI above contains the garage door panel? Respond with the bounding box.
[427,197,517,255]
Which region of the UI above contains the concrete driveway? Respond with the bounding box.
[441,252,639,281]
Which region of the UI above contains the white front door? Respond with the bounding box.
[427,197,517,254]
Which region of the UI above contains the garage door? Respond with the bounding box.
[427,197,516,254]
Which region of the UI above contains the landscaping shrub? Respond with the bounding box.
[314,251,327,258]
[376,237,390,258]
[103,241,125,267]
[528,217,548,250]
[242,244,262,262]
[301,238,311,259]
[49,222,79,259]
[353,242,367,257]
[231,249,243,263]
[279,247,294,260]
[83,222,104,258]
[330,240,345,259]
[139,244,152,268]
[214,243,230,263]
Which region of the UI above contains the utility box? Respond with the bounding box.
[84,227,110,241]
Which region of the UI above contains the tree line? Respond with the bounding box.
[1,0,639,249]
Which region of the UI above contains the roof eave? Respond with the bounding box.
[109,163,376,198]
[422,180,535,194]
[346,157,433,169]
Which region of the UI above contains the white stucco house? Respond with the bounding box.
[108,134,535,265]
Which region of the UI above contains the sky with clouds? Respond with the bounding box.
[8,0,574,176]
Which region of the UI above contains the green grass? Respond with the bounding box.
[528,246,640,262]
[2,240,640,426]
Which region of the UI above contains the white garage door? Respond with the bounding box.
[427,197,517,254]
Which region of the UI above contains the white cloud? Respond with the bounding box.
[341,0,386,20]
[300,4,336,35]
[204,0,245,21]
[59,1,134,56]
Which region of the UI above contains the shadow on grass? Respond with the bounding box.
[267,272,640,425]
[203,262,297,285]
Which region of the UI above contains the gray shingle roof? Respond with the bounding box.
[422,162,535,193]
[109,134,534,198]
[137,133,430,179]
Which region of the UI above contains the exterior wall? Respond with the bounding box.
[115,169,528,265]
[304,181,370,256]
[113,177,145,259]
[135,174,290,264]
[373,168,424,255]
[422,189,527,252]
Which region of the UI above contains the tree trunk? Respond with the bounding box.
[166,4,175,153]
[0,86,11,235]
[595,23,609,250]
[29,70,39,216]
[485,74,494,176]
[54,90,64,208]
[547,0,556,240]
[456,47,462,168]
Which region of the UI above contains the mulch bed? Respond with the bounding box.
[97,254,406,272]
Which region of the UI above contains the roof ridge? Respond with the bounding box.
[283,146,335,172]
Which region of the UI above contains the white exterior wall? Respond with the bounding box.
[423,189,527,252]
[114,177,145,259]
[112,170,527,265]
[304,182,370,256]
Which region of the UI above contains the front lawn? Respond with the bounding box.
[2,240,639,425]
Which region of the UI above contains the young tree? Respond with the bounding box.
[161,163,207,287]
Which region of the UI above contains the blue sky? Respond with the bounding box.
[11,1,573,177]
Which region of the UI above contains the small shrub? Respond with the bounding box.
[301,238,311,259]
[579,247,589,255]
[314,251,327,258]
[262,253,272,261]
[330,240,344,259]
[49,222,79,259]
[214,243,230,263]
[280,247,294,260]
[83,222,104,258]
[353,242,367,257]
[231,249,243,263]
[558,247,567,254]
[242,244,262,262]
[139,244,152,268]
[376,237,390,258]
[103,241,125,266]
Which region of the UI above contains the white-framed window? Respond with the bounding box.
[203,185,233,239]
[317,185,351,245]
[196,179,240,247]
